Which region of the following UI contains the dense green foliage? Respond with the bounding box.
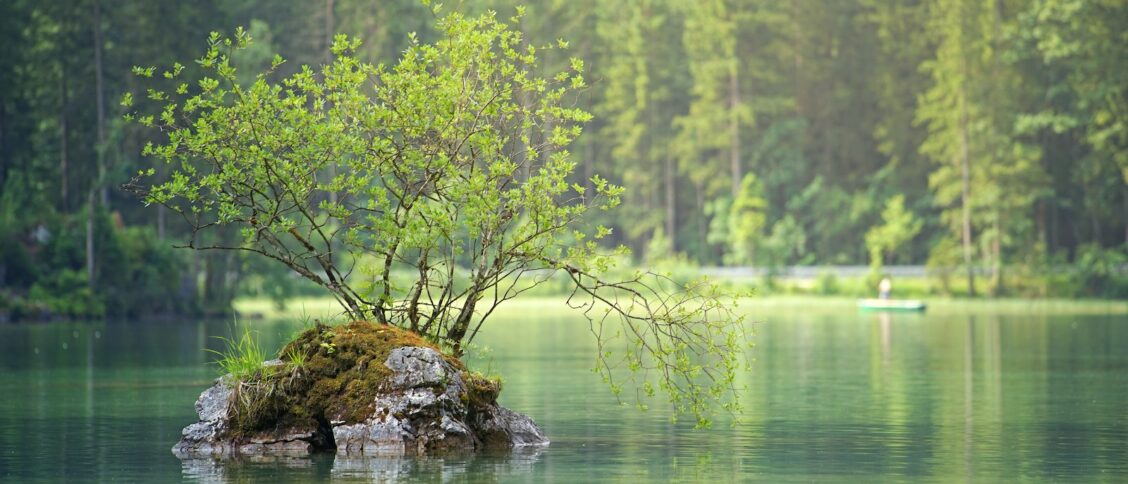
[0,0,1125,321]
[0,208,194,320]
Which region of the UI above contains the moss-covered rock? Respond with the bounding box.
[172,321,547,457]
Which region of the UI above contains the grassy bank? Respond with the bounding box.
[235,293,1128,322]
[713,272,1124,300]
[733,295,1128,315]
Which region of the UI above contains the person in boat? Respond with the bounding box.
[878,277,892,300]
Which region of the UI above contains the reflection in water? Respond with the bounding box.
[180,454,334,482]
[964,317,974,480]
[331,447,543,480]
[878,311,891,364]
[179,447,544,482]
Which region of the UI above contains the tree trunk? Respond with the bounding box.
[87,0,107,289]
[694,181,710,261]
[581,21,594,197]
[791,0,803,105]
[959,85,975,297]
[0,102,6,189]
[991,211,1001,296]
[1036,200,1046,247]
[325,0,335,65]
[1049,198,1058,251]
[93,0,107,206]
[989,0,1003,298]
[59,59,69,211]
[448,287,481,357]
[86,191,95,287]
[665,155,676,252]
[729,65,742,198]
[325,0,337,206]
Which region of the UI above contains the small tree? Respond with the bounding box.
[126,9,745,426]
[721,173,767,266]
[865,195,923,282]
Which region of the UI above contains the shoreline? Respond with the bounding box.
[233,294,1128,321]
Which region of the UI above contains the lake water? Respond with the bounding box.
[1,299,1126,482]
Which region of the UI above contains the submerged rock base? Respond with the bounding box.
[173,322,547,457]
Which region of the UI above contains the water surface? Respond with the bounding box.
[1,299,1125,481]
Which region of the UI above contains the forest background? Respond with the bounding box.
[1,0,1125,321]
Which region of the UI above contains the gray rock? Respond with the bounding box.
[172,346,548,458]
[171,380,232,456]
[195,379,232,423]
[173,414,325,457]
[384,347,463,391]
[469,403,550,448]
[334,347,480,455]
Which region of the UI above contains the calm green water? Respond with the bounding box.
[1,300,1126,482]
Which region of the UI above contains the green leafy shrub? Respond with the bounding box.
[815,270,839,295]
[28,269,105,319]
[1075,244,1128,298]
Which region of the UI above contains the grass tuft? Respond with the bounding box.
[281,344,307,371]
[207,324,269,382]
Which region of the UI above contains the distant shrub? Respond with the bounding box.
[815,270,839,295]
[1074,244,1128,298]
[28,269,105,319]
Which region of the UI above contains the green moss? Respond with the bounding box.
[462,371,502,407]
[224,321,446,439]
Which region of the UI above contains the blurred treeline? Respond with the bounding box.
[1,0,1126,320]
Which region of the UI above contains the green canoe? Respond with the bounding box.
[856,299,927,312]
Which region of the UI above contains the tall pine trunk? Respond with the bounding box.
[59,58,69,211]
[665,155,676,252]
[729,65,742,198]
[86,192,95,286]
[958,87,975,297]
[325,0,337,206]
[94,0,106,206]
[87,0,107,288]
[0,102,6,189]
[988,0,1003,297]
[991,211,1002,295]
